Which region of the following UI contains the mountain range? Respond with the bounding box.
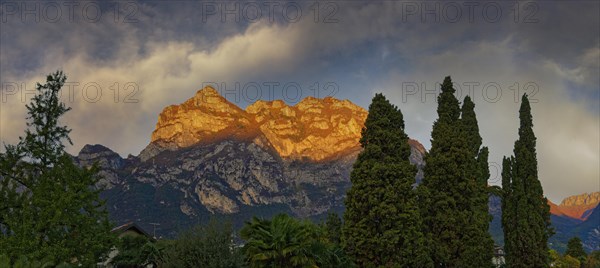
[548,193,600,252]
[75,86,599,252]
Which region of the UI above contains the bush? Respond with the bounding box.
[111,235,164,267]
[585,251,600,268]
[0,254,73,268]
[161,219,244,268]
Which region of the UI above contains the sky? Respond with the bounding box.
[0,0,598,203]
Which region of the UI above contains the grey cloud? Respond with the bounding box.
[0,0,598,202]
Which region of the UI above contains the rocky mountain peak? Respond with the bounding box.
[148,87,368,161]
[195,85,220,97]
[78,144,116,155]
[560,192,600,207]
[76,144,125,190]
[77,144,122,165]
[150,86,255,149]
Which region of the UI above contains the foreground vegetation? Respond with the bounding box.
[3,219,600,267]
[0,71,114,266]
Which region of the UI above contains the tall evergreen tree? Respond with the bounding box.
[501,155,517,265]
[418,77,492,267]
[565,237,587,263]
[460,96,495,267]
[343,93,431,267]
[0,71,114,265]
[501,94,553,267]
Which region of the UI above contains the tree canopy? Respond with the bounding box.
[0,71,114,265]
[502,94,553,267]
[343,93,431,267]
[418,76,494,267]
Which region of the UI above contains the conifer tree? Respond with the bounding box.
[460,96,495,267]
[501,155,517,265]
[565,237,587,263]
[0,71,114,265]
[418,76,493,267]
[324,211,342,245]
[501,94,552,267]
[343,93,432,267]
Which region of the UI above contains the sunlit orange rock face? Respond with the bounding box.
[549,201,567,217]
[150,86,369,161]
[550,192,600,220]
[408,139,426,155]
[151,87,258,147]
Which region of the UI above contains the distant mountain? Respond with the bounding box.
[76,87,425,237]
[547,193,600,252]
[570,205,600,251]
[554,192,600,220]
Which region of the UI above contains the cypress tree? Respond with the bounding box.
[501,155,516,264]
[565,237,587,263]
[501,94,552,267]
[460,96,495,267]
[418,76,492,267]
[342,93,432,267]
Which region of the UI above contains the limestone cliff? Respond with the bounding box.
[148,86,367,161]
[150,87,259,148]
[560,192,600,207]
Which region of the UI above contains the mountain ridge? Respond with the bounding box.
[550,192,600,221]
[147,86,368,162]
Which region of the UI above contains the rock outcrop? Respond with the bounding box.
[150,87,258,148]
[560,192,600,207]
[149,86,367,161]
[75,144,128,190]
